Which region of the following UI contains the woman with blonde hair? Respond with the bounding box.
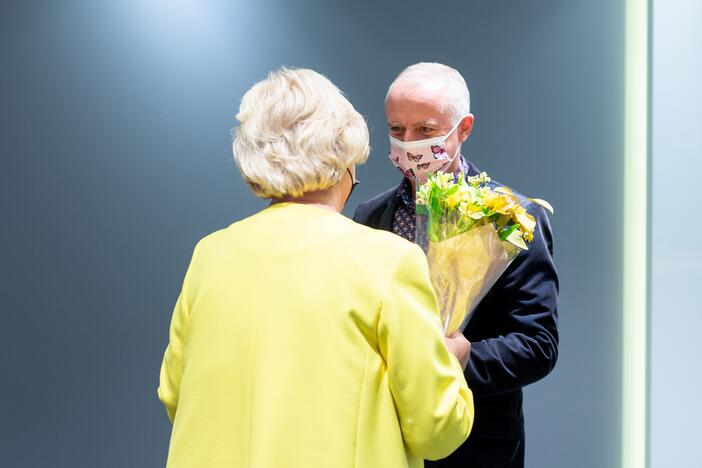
[158,67,473,468]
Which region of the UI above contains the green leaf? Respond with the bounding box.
[444,184,460,197]
[499,223,520,241]
[431,196,440,217]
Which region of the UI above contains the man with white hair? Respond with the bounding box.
[353,63,559,468]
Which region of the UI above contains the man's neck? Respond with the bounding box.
[409,178,417,195]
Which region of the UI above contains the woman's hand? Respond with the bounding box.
[444,331,471,370]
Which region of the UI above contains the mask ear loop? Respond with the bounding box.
[441,116,467,167]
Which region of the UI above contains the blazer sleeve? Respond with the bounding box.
[378,244,474,460]
[157,241,201,423]
[352,204,364,223]
[466,206,559,396]
[353,200,376,227]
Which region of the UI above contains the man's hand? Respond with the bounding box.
[444,331,471,370]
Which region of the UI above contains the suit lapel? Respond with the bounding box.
[378,185,400,230]
[464,159,482,178]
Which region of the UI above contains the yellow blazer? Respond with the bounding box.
[158,203,473,468]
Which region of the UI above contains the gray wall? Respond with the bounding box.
[650,1,702,466]
[1,1,625,466]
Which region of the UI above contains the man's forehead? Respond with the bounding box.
[386,85,452,124]
[388,80,447,101]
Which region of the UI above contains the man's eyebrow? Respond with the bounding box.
[387,120,439,126]
[407,120,440,127]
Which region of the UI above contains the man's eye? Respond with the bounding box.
[421,127,434,133]
[390,127,403,133]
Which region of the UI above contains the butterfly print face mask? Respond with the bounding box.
[388,118,464,181]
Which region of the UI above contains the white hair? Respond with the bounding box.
[386,62,471,124]
[232,67,369,199]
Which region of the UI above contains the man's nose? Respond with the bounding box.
[403,130,421,142]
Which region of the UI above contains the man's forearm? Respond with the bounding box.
[465,331,559,396]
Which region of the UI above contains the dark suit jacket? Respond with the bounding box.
[353,160,559,443]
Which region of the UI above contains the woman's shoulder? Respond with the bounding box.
[343,217,422,263]
[188,208,423,268]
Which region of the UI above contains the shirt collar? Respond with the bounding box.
[396,177,414,208]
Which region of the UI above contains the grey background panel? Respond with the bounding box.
[0,1,624,466]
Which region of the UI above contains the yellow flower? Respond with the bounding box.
[483,190,515,215]
[467,171,491,186]
[418,171,551,246]
[444,183,474,209]
[445,191,463,208]
[435,171,454,190]
[467,208,486,220]
[512,206,536,233]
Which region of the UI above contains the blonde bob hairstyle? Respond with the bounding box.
[232,68,370,199]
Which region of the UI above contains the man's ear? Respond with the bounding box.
[458,114,475,142]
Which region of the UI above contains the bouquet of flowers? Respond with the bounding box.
[416,171,553,335]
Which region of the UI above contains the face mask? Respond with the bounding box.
[388,119,463,181]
